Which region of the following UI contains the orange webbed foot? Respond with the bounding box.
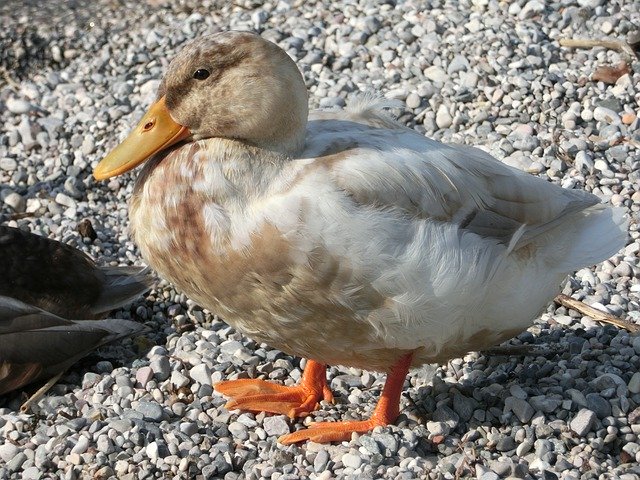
[279,418,383,444]
[215,360,331,418]
[280,352,414,444]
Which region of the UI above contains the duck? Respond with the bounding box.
[0,225,153,404]
[93,31,628,444]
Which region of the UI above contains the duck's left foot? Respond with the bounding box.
[279,417,384,444]
[215,359,331,418]
[279,351,414,444]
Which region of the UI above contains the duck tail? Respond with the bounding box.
[551,204,628,271]
[345,93,405,128]
[89,317,150,345]
[91,266,155,317]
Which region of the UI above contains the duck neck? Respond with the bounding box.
[134,138,291,210]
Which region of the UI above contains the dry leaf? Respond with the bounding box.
[592,62,630,84]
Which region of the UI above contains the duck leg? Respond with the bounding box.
[279,352,413,444]
[215,359,333,418]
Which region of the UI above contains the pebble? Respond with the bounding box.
[0,444,19,463]
[436,104,453,129]
[405,92,421,109]
[629,373,640,394]
[6,97,32,114]
[593,107,621,125]
[342,452,362,469]
[189,364,212,386]
[586,393,612,419]
[0,158,18,172]
[424,66,448,83]
[570,409,597,436]
[3,192,26,213]
[262,416,290,437]
[506,397,535,423]
[137,401,164,422]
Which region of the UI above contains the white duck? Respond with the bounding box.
[94,31,627,444]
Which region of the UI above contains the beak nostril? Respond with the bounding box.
[143,121,155,131]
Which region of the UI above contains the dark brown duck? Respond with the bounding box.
[0,226,153,398]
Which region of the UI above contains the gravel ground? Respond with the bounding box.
[1,0,639,479]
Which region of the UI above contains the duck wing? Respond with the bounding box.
[0,295,147,395]
[304,108,626,271]
[0,226,154,319]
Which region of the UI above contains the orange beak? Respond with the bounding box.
[93,96,190,180]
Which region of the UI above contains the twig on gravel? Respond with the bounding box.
[20,371,65,413]
[554,294,640,333]
[559,38,638,60]
[0,66,21,91]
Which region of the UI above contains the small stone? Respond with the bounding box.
[0,444,19,463]
[436,104,453,129]
[94,466,115,480]
[6,451,26,472]
[359,435,380,455]
[146,441,159,461]
[570,409,597,436]
[496,436,517,452]
[424,66,447,83]
[262,416,290,437]
[314,449,329,472]
[447,54,469,74]
[516,440,533,457]
[137,401,164,422]
[628,372,640,394]
[71,435,90,454]
[22,467,42,480]
[180,422,198,436]
[82,372,101,389]
[77,219,98,241]
[0,158,17,172]
[519,0,545,19]
[427,421,450,436]
[6,97,32,114]
[452,392,478,421]
[135,366,154,388]
[577,0,605,7]
[507,397,535,423]
[55,192,76,208]
[406,92,421,109]
[171,370,190,388]
[150,356,171,381]
[529,396,561,413]
[593,107,621,125]
[3,192,26,213]
[341,452,362,469]
[189,364,212,386]
[480,473,499,480]
[228,421,248,440]
[585,393,611,419]
[433,405,459,429]
[374,433,398,456]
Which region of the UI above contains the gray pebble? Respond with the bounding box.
[262,416,290,437]
[570,409,597,436]
[137,401,164,422]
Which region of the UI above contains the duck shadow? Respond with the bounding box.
[405,321,631,452]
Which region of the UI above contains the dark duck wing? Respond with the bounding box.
[0,225,154,319]
[0,295,147,396]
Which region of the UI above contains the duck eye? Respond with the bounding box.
[193,69,210,80]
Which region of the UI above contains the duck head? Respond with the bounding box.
[94,31,309,180]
